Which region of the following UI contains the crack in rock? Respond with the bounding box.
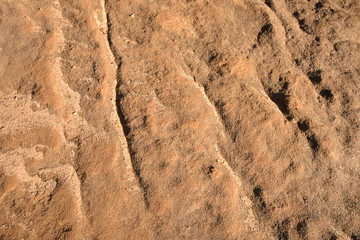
[104,0,150,208]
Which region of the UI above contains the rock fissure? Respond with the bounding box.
[104,1,149,208]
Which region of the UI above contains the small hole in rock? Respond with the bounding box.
[315,2,323,10]
[308,70,322,84]
[207,166,215,175]
[257,24,273,42]
[298,19,309,32]
[351,234,359,240]
[274,219,290,240]
[293,11,300,18]
[320,89,334,101]
[209,54,217,63]
[296,220,307,238]
[297,120,309,132]
[253,186,263,197]
[269,92,290,116]
[265,0,273,8]
[307,135,319,152]
[253,185,267,216]
[330,234,337,240]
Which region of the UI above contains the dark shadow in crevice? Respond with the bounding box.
[297,120,309,132]
[307,70,322,84]
[115,86,130,136]
[351,234,359,240]
[296,119,320,157]
[257,23,273,43]
[320,89,334,102]
[307,134,319,153]
[315,2,324,12]
[329,233,337,240]
[298,19,310,33]
[268,81,293,120]
[105,4,150,208]
[264,0,274,9]
[270,92,291,116]
[293,11,300,19]
[273,219,290,240]
[253,185,268,217]
[296,220,308,239]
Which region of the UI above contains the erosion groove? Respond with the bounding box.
[104,1,149,208]
[191,67,264,234]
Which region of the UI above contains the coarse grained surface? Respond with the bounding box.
[0,0,359,239]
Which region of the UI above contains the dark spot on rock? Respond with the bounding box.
[270,92,290,116]
[267,82,292,120]
[265,0,273,9]
[31,83,41,96]
[320,89,334,101]
[330,233,337,240]
[56,227,72,240]
[307,70,322,84]
[297,120,309,132]
[296,220,307,238]
[274,219,290,240]
[253,185,262,197]
[257,24,273,42]
[307,135,319,153]
[207,165,215,175]
[296,18,311,33]
[351,234,359,240]
[208,53,218,64]
[315,2,323,10]
[253,185,268,216]
[159,161,167,170]
[293,11,300,19]
[215,214,222,226]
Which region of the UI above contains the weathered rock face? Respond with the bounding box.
[0,0,359,239]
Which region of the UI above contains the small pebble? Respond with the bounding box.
[72,111,77,116]
[0,127,5,131]
[14,96,18,101]
[130,14,135,18]
[24,16,30,20]
[71,66,76,69]
[38,8,43,11]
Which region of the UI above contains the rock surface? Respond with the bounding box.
[0,0,359,239]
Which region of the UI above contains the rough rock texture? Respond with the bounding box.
[0,0,359,239]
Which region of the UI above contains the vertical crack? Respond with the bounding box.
[104,0,150,208]
[296,120,320,157]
